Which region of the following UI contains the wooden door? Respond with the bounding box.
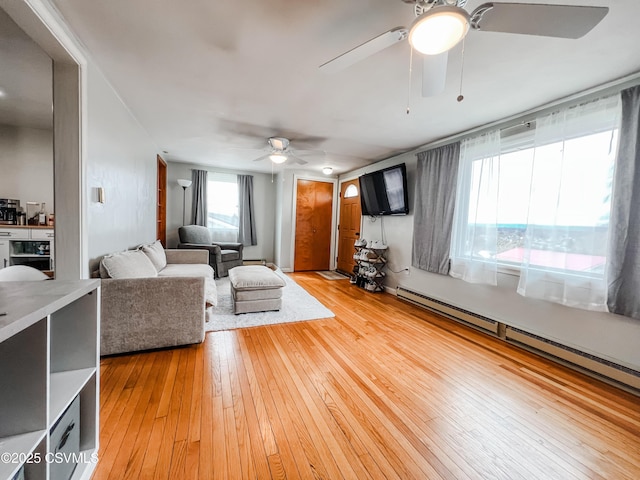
[336,179,362,275]
[294,179,333,271]
[157,155,167,246]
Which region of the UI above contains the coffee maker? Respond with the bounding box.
[0,198,21,225]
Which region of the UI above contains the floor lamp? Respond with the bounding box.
[177,178,192,225]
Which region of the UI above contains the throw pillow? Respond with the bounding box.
[100,250,158,279]
[141,240,167,272]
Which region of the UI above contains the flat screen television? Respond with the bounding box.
[358,163,409,216]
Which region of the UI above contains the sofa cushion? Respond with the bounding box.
[220,249,240,262]
[158,263,214,278]
[228,265,286,290]
[141,240,167,271]
[158,263,217,307]
[178,225,211,244]
[100,250,158,279]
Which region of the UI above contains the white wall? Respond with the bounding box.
[166,162,277,263]
[85,63,159,272]
[0,124,53,212]
[343,152,640,371]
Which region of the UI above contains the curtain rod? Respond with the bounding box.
[409,70,640,155]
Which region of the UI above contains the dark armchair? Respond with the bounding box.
[177,225,244,278]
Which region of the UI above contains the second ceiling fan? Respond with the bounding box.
[252,137,323,165]
[320,0,609,97]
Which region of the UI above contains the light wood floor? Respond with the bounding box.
[93,273,640,480]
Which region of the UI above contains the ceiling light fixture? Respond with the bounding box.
[322,167,333,175]
[269,153,287,164]
[408,6,470,55]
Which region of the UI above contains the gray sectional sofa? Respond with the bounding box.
[98,241,216,355]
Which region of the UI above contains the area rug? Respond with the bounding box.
[316,270,350,280]
[206,270,335,332]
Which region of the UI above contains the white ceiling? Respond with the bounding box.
[7,1,640,175]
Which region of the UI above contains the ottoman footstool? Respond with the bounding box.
[229,265,286,314]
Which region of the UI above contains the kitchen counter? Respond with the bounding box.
[0,225,54,229]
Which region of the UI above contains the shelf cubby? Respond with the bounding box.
[0,280,100,480]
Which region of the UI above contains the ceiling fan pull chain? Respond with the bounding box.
[457,37,466,102]
[407,46,414,115]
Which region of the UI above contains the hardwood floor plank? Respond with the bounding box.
[252,327,339,479]
[210,336,228,480]
[96,353,157,480]
[198,337,216,480]
[119,352,173,480]
[92,273,640,480]
[155,348,189,480]
[268,326,371,480]
[239,330,310,480]
[139,416,166,480]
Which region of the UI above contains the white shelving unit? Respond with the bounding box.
[0,280,100,480]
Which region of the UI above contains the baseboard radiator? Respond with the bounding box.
[396,286,640,393]
[396,287,499,335]
[243,259,266,266]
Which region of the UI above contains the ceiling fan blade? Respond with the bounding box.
[288,155,308,166]
[421,52,448,97]
[319,27,408,73]
[252,154,270,162]
[470,3,609,39]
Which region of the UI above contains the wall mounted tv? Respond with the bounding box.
[358,163,409,216]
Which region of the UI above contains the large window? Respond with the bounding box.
[207,173,239,242]
[476,131,616,273]
[451,95,621,310]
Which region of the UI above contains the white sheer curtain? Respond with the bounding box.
[516,95,621,310]
[450,130,501,284]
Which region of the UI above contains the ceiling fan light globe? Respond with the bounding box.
[269,153,287,164]
[409,6,470,55]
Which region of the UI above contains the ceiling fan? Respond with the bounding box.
[252,137,323,165]
[320,1,609,97]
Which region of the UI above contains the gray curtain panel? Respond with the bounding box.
[191,169,208,226]
[237,174,257,246]
[412,142,460,274]
[607,85,640,319]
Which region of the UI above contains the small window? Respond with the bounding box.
[207,173,239,242]
[344,184,358,198]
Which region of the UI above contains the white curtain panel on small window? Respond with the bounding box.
[450,130,501,285]
[516,95,621,311]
